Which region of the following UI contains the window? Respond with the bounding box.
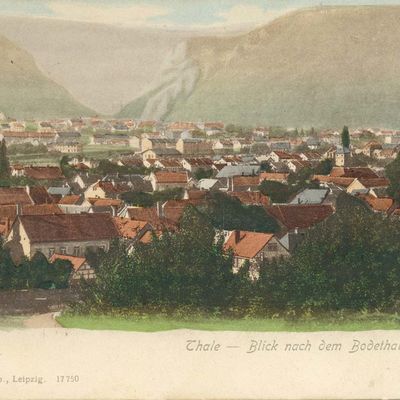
[48,248,55,257]
[73,246,80,256]
[60,247,66,255]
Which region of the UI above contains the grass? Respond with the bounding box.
[56,313,400,332]
[0,316,25,330]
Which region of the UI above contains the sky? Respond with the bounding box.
[2,0,400,30]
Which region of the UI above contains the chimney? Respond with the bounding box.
[234,229,240,244]
[25,185,30,196]
[16,203,22,216]
[156,201,163,218]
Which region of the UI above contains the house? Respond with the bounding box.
[55,131,81,141]
[154,159,184,171]
[84,180,130,199]
[330,167,379,179]
[361,141,382,157]
[176,138,212,155]
[49,253,95,284]
[112,217,152,241]
[229,175,260,192]
[268,151,295,163]
[0,203,62,237]
[52,141,82,154]
[335,146,351,167]
[227,191,270,207]
[287,159,312,173]
[323,146,337,160]
[160,199,204,224]
[6,213,119,263]
[141,137,176,152]
[306,137,320,150]
[269,141,291,152]
[373,148,398,160]
[259,172,289,183]
[20,166,64,181]
[346,178,389,196]
[142,148,182,161]
[181,158,214,173]
[266,204,334,252]
[212,139,234,152]
[299,151,322,162]
[289,188,329,205]
[216,165,260,179]
[149,171,189,191]
[0,187,33,206]
[197,178,224,191]
[91,133,132,146]
[224,230,289,279]
[356,194,394,213]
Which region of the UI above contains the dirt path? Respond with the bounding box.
[23,313,62,328]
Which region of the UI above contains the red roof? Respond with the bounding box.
[227,191,270,206]
[154,171,188,184]
[19,214,119,244]
[112,217,149,239]
[225,231,274,259]
[266,204,334,230]
[49,254,87,271]
[330,167,379,179]
[0,187,32,205]
[259,172,289,182]
[232,176,260,187]
[24,166,64,180]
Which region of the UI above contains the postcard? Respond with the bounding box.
[0,0,400,399]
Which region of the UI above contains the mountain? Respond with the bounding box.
[0,34,94,119]
[120,6,400,128]
[0,17,193,115]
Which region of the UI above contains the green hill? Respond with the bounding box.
[121,6,400,128]
[0,34,94,119]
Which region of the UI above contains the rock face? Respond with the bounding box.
[0,33,94,119]
[126,6,400,128]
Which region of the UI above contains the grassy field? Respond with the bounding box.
[0,316,25,330]
[56,313,400,332]
[9,145,131,165]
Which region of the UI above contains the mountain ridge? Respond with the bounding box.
[0,33,94,119]
[122,6,400,128]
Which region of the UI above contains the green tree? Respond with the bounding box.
[341,125,350,149]
[0,139,10,179]
[194,168,213,181]
[314,159,333,175]
[262,192,400,312]
[202,192,279,233]
[259,180,292,203]
[386,153,400,201]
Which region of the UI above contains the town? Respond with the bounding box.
[0,113,399,316]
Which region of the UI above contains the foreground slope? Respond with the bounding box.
[126,6,400,128]
[0,34,94,119]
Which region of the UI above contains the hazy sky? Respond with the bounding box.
[2,0,400,29]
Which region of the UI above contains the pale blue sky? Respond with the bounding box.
[2,0,400,28]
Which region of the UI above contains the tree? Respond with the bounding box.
[202,192,279,233]
[259,180,292,203]
[314,159,333,175]
[262,192,400,312]
[60,155,75,178]
[341,125,350,149]
[194,168,213,181]
[0,139,10,179]
[83,206,237,310]
[385,153,400,202]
